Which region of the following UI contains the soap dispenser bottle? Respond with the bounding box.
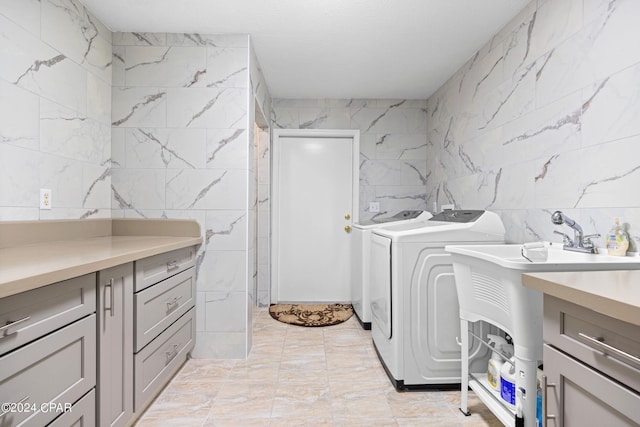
[606,217,629,256]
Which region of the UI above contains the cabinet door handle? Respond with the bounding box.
[0,395,30,418]
[578,332,640,368]
[0,316,31,338]
[165,296,183,313]
[104,278,115,317]
[166,261,179,272]
[165,344,180,364]
[541,374,556,425]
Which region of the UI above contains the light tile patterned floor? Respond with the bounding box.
[135,309,502,426]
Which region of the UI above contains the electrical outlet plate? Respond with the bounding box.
[369,201,380,213]
[40,188,52,210]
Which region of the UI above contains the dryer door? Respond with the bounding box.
[370,233,392,339]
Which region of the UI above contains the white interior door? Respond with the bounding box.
[272,129,359,303]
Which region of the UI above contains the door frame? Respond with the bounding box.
[271,128,360,303]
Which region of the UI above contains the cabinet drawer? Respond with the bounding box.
[134,246,196,292]
[134,309,194,412]
[48,389,95,427]
[544,295,640,391]
[0,274,96,356]
[544,343,640,426]
[134,268,195,352]
[0,315,96,427]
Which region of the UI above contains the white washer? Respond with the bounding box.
[351,210,432,329]
[370,210,505,390]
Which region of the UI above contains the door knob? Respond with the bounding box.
[345,214,351,220]
[344,225,351,233]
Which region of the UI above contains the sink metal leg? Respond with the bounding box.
[459,318,471,416]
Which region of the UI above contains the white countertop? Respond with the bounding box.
[522,270,640,327]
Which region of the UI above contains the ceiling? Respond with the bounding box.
[79,0,530,100]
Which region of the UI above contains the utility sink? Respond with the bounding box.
[445,241,640,341]
[447,241,640,427]
[446,241,640,271]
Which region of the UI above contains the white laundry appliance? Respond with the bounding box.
[370,210,505,390]
[351,210,432,329]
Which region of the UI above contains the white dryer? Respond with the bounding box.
[351,210,432,329]
[370,210,505,390]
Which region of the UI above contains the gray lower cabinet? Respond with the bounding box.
[542,295,640,427]
[98,247,196,426]
[134,308,195,412]
[48,389,96,427]
[97,264,133,427]
[133,268,195,352]
[0,277,97,427]
[0,315,96,427]
[1,245,196,427]
[134,247,195,293]
[131,250,196,417]
[0,274,96,356]
[544,343,640,426]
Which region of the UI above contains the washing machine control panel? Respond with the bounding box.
[390,210,424,220]
[366,210,426,224]
[430,209,485,223]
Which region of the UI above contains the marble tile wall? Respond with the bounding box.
[0,0,113,220]
[255,126,270,307]
[272,99,429,221]
[249,45,272,310]
[112,33,270,358]
[427,0,640,249]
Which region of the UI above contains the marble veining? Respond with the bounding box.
[502,109,580,147]
[364,100,406,132]
[112,91,166,127]
[403,162,429,185]
[480,61,536,131]
[473,55,504,99]
[458,145,480,174]
[125,47,172,72]
[534,156,558,182]
[186,69,207,87]
[132,33,163,45]
[111,185,146,217]
[82,167,110,206]
[207,66,247,88]
[133,129,197,169]
[183,33,217,46]
[189,172,228,209]
[300,113,329,129]
[113,32,166,46]
[186,90,225,127]
[574,160,640,208]
[512,9,536,72]
[13,54,66,85]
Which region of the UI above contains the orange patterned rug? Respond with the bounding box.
[268,303,353,327]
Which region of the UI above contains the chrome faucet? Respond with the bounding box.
[551,210,600,253]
